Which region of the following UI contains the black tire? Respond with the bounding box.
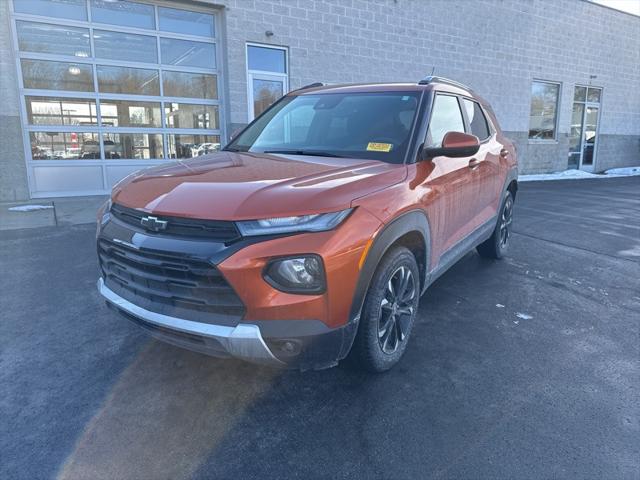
[349,246,420,372]
[477,191,514,259]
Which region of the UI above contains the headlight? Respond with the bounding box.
[236,208,352,236]
[264,255,326,294]
[96,198,111,237]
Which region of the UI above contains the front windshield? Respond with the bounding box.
[226,91,421,164]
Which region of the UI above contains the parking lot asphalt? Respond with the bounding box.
[1,177,639,480]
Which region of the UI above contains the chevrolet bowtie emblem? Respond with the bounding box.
[140,215,168,232]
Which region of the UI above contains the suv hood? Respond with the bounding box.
[112,151,406,220]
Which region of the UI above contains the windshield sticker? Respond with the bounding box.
[367,142,393,152]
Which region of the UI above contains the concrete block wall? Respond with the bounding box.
[0,0,29,201]
[212,0,639,173]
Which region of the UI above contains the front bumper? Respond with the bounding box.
[99,278,284,367]
[99,278,358,370]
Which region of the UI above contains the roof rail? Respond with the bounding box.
[418,76,471,91]
[296,82,325,91]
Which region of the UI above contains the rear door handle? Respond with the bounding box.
[468,158,481,169]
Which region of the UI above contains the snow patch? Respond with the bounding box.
[496,304,505,308]
[8,204,54,212]
[519,166,640,182]
[605,166,640,176]
[515,312,533,320]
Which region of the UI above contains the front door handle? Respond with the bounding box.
[468,158,481,169]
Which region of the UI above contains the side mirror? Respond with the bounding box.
[421,131,480,160]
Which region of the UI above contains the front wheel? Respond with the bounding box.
[349,246,420,372]
[477,191,514,259]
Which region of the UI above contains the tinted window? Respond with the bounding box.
[162,71,217,99]
[227,92,420,164]
[427,95,465,147]
[94,30,157,63]
[99,100,161,127]
[13,0,87,21]
[247,46,286,73]
[462,99,490,140]
[26,97,98,126]
[159,7,215,37]
[160,38,216,68]
[97,65,160,95]
[16,21,90,57]
[528,81,559,139]
[22,59,94,92]
[91,0,155,29]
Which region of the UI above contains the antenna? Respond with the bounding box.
[430,66,435,75]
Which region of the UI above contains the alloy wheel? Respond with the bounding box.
[499,196,514,247]
[377,266,416,354]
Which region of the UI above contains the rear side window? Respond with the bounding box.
[427,95,465,147]
[462,98,491,140]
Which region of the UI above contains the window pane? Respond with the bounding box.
[16,21,90,58]
[30,131,100,159]
[427,95,465,147]
[99,100,161,127]
[22,59,94,92]
[528,81,559,140]
[167,134,220,158]
[568,102,585,153]
[26,97,98,126]
[90,0,155,29]
[163,71,217,99]
[247,46,286,73]
[102,133,164,159]
[587,88,602,103]
[160,38,216,68]
[159,7,215,37]
[582,107,598,166]
[252,78,283,118]
[94,30,157,63]
[574,86,587,102]
[14,0,87,21]
[97,65,159,95]
[462,98,490,140]
[165,103,218,129]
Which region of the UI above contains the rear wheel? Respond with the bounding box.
[349,246,420,372]
[477,191,514,259]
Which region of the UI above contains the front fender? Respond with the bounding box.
[348,209,431,323]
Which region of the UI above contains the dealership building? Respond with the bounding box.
[0,0,638,200]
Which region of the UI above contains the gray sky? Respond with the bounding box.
[591,0,640,15]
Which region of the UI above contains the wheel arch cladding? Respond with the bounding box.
[507,179,518,200]
[348,210,431,322]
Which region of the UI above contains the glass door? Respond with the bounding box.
[568,86,602,171]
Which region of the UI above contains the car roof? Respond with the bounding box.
[292,80,474,97]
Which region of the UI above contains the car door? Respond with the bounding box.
[460,97,503,230]
[421,93,477,255]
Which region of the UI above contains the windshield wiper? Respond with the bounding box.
[263,149,344,158]
[223,146,248,152]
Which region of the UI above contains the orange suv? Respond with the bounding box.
[97,77,518,372]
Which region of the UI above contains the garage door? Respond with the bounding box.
[10,0,225,197]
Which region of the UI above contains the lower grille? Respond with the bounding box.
[98,238,245,320]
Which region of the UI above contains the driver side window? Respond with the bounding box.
[427,94,465,147]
